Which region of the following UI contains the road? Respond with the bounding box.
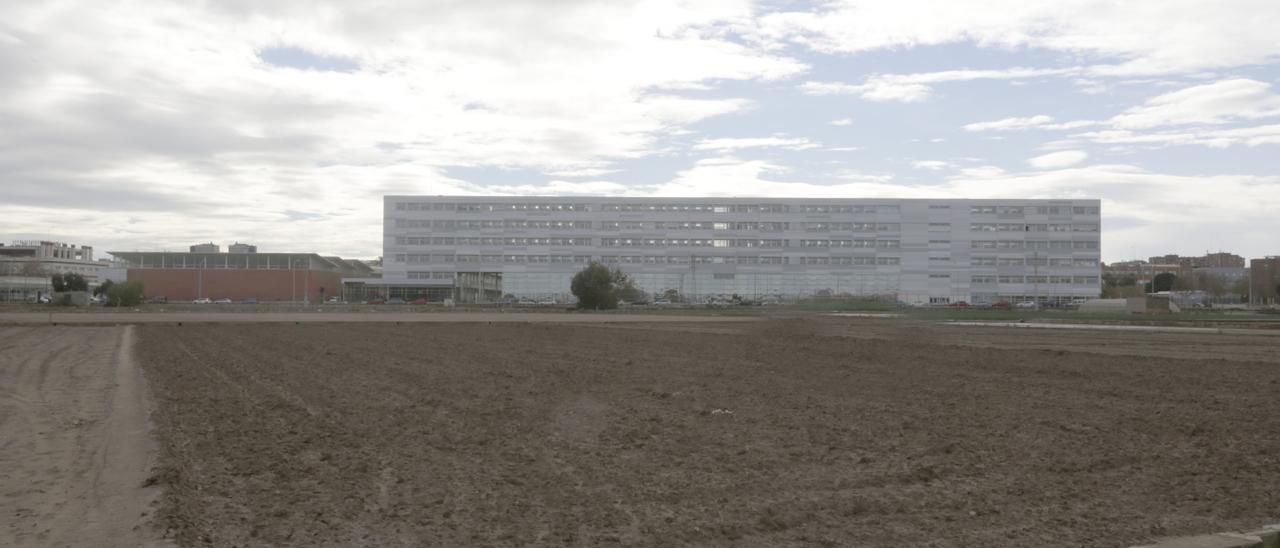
[0,325,167,547]
[0,311,762,324]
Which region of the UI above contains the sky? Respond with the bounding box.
[2,0,1278,262]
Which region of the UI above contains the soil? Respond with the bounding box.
[0,325,165,547]
[133,319,1280,547]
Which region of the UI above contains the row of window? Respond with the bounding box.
[396,254,592,264]
[603,255,790,265]
[799,239,900,248]
[971,223,1099,232]
[406,272,456,279]
[971,257,1099,267]
[970,276,1100,284]
[395,237,593,246]
[394,219,592,229]
[396,203,591,212]
[972,240,1100,250]
[599,238,788,248]
[397,202,1100,215]
[965,205,1099,215]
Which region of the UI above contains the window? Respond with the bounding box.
[972,275,997,284]
[970,206,997,214]
[972,256,997,266]
[928,273,951,278]
[998,276,1024,283]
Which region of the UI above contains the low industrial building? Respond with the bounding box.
[110,244,374,303]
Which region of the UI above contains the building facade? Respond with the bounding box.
[0,240,104,301]
[379,196,1102,304]
[110,250,374,302]
[1249,257,1280,306]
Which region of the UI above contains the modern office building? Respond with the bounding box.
[374,196,1102,305]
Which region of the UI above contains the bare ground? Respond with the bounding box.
[0,325,165,547]
[133,319,1280,547]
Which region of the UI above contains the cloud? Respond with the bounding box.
[1027,150,1088,169]
[800,67,1071,102]
[828,117,853,126]
[751,1,1280,76]
[1110,78,1280,128]
[964,115,1055,132]
[692,136,819,151]
[912,160,954,170]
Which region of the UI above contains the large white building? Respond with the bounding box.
[0,240,104,302]
[370,196,1102,304]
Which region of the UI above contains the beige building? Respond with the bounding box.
[0,240,105,301]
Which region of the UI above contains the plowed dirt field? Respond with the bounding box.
[134,320,1280,547]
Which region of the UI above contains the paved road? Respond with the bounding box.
[0,312,761,324]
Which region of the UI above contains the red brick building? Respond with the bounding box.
[109,251,373,302]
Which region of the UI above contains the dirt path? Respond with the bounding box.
[0,325,165,547]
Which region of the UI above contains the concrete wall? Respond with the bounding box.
[127,269,343,302]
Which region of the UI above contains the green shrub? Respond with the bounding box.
[107,281,145,307]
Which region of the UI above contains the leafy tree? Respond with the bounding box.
[571,262,615,309]
[1152,272,1177,292]
[613,269,642,303]
[94,279,115,297]
[571,262,640,309]
[106,281,145,307]
[63,272,89,292]
[660,288,681,303]
[51,273,66,292]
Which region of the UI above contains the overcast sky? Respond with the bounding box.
[2,0,1278,262]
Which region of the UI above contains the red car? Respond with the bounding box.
[949,301,970,308]
[991,302,1011,310]
[408,298,428,305]
[366,299,386,305]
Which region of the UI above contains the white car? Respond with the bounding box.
[214,298,233,304]
[193,298,212,304]
[1015,301,1038,309]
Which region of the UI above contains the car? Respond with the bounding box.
[214,298,233,304]
[1015,301,1038,309]
[653,299,672,306]
[991,302,1011,310]
[538,299,558,305]
[37,295,51,304]
[242,297,258,304]
[193,298,212,304]
[408,298,428,305]
[326,296,344,303]
[387,298,407,305]
[949,301,970,308]
[366,299,386,305]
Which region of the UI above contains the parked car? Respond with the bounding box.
[991,302,1011,310]
[949,301,970,308]
[653,299,672,306]
[1015,301,1038,309]
[193,298,212,304]
[408,298,428,305]
[241,297,258,304]
[387,298,407,305]
[326,296,343,304]
[214,298,233,304]
[366,299,386,305]
[36,295,51,304]
[147,296,168,304]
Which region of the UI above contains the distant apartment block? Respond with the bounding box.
[1250,256,1280,306]
[1148,252,1245,269]
[374,196,1103,304]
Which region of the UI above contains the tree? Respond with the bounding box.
[571,262,639,309]
[571,262,615,309]
[106,281,145,307]
[1152,272,1177,292]
[660,288,681,303]
[94,279,115,297]
[612,269,642,303]
[50,273,68,292]
[63,272,89,292]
